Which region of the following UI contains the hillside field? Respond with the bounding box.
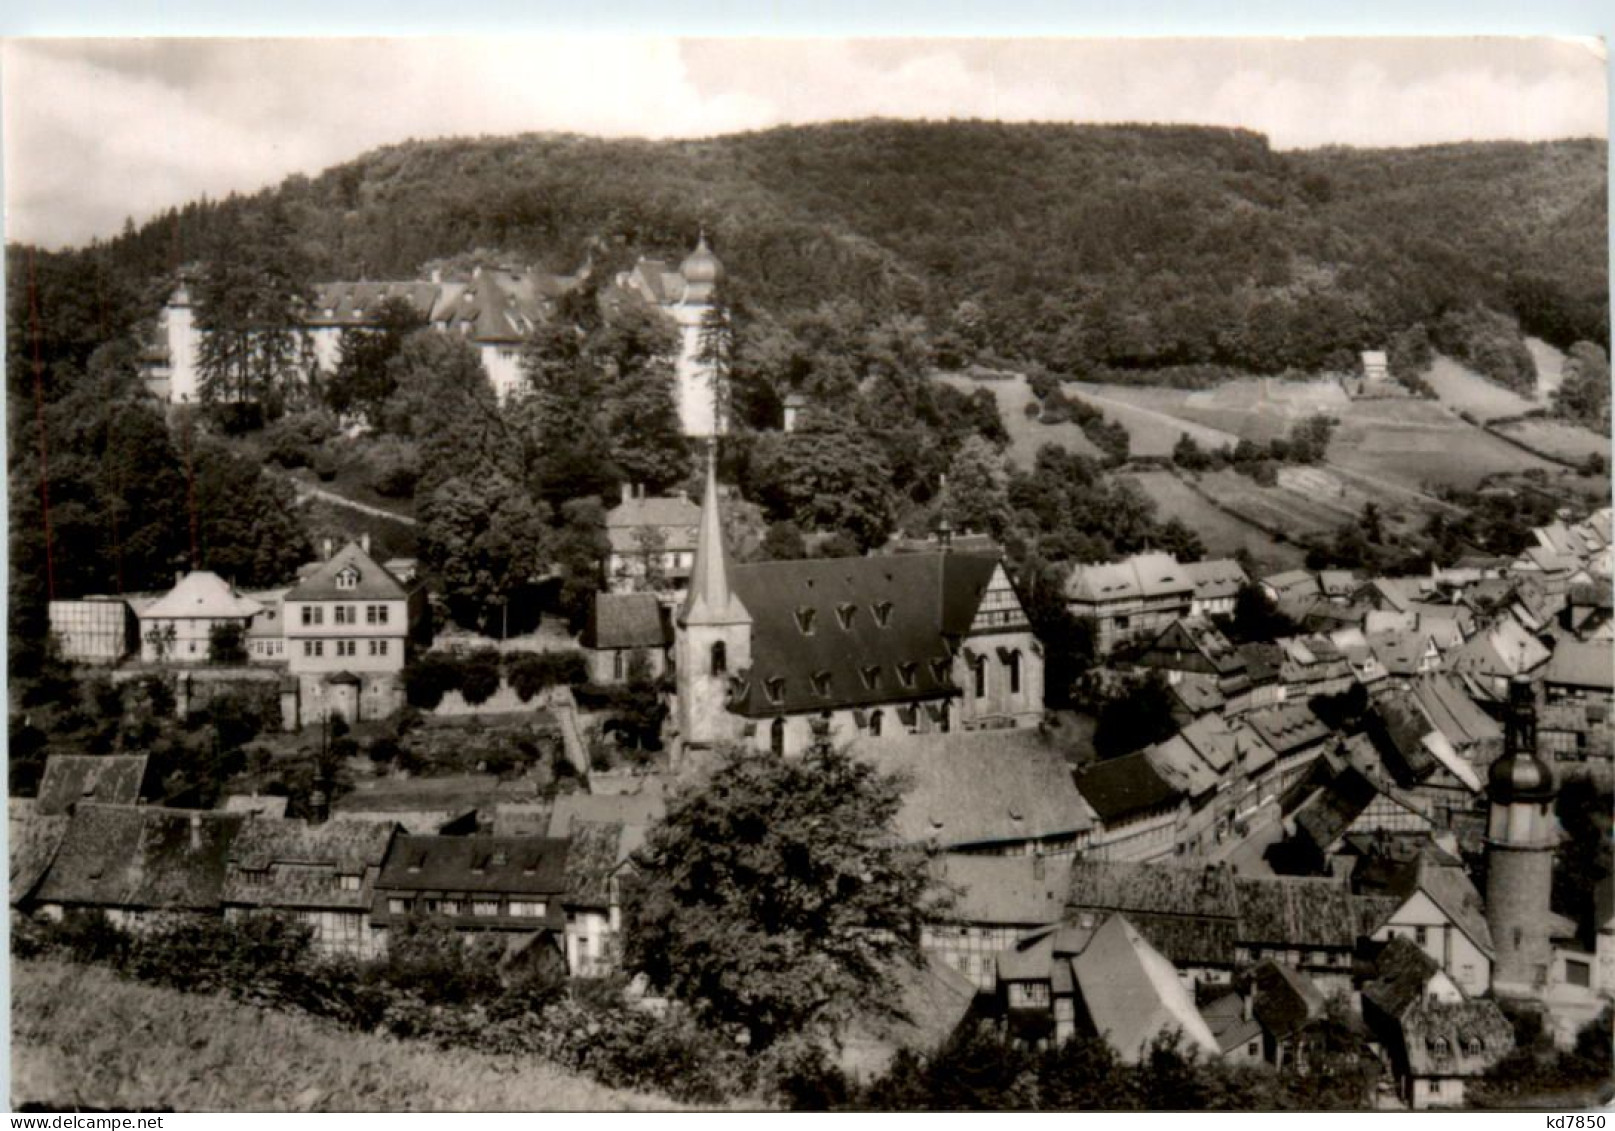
[1493,419,1611,466]
[1120,469,1306,574]
[1422,354,1539,421]
[10,959,684,1112]
[934,371,1103,466]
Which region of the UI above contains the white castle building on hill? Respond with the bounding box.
[143,235,727,441]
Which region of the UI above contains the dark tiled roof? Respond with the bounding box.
[1234,876,1366,949]
[584,592,671,650]
[562,820,628,909]
[34,805,245,912]
[1064,861,1240,966]
[1368,694,1438,786]
[224,818,396,911]
[726,552,1001,717]
[1250,960,1325,1040]
[1401,1000,1513,1077]
[35,755,149,816]
[284,541,409,603]
[854,729,1093,849]
[1363,935,1442,1018]
[1184,558,1249,601]
[934,852,1072,926]
[1291,755,1380,854]
[1075,752,1182,824]
[1241,703,1330,758]
[375,834,570,897]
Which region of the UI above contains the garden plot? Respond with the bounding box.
[934,372,1103,466]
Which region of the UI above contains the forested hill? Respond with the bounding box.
[13,120,1610,386]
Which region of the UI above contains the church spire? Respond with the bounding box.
[682,443,749,627]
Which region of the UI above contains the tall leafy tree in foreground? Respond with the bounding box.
[625,741,946,1052]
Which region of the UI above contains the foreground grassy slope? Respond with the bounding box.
[10,960,684,1112]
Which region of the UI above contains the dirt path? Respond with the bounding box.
[277,473,418,527]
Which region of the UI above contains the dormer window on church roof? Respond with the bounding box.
[836,603,858,630]
[811,671,833,698]
[897,661,918,689]
[860,665,883,691]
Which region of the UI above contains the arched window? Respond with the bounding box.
[869,710,883,737]
[770,717,786,755]
[1008,651,1022,695]
[974,657,987,698]
[710,641,726,676]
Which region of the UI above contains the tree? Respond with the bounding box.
[418,474,550,632]
[939,435,1012,540]
[326,296,426,421]
[1172,432,1209,471]
[624,741,947,1051]
[190,440,312,588]
[760,521,808,561]
[193,204,314,409]
[551,498,610,631]
[1222,582,1298,644]
[208,621,247,665]
[748,423,897,551]
[1552,341,1611,432]
[629,524,668,592]
[1092,671,1180,760]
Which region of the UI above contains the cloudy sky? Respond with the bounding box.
[3,36,1608,249]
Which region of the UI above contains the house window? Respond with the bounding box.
[336,568,359,590]
[368,605,388,625]
[335,606,349,626]
[510,900,546,917]
[613,650,625,681]
[387,898,409,915]
[770,717,786,755]
[1415,926,1428,947]
[1567,959,1592,987]
[869,710,883,737]
[710,641,726,675]
[338,874,361,892]
[377,640,388,657]
[473,900,500,917]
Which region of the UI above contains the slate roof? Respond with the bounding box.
[224,818,396,911]
[1184,558,1250,602]
[1065,552,1193,604]
[854,729,1094,849]
[1234,876,1366,949]
[375,834,570,896]
[1362,935,1444,1018]
[1242,704,1330,758]
[1449,619,1550,680]
[1074,752,1182,824]
[1544,640,1615,691]
[1401,1000,1513,1077]
[604,495,700,555]
[583,592,671,651]
[33,805,245,912]
[307,280,441,327]
[1368,694,1440,786]
[545,790,666,838]
[1236,641,1286,685]
[1410,676,1502,752]
[1250,960,1326,1040]
[725,552,1000,716]
[1319,570,1358,599]
[1064,861,1240,966]
[1144,617,1246,676]
[221,794,291,819]
[141,571,263,621]
[1168,672,1225,717]
[10,803,69,904]
[35,755,150,816]
[1071,914,1220,1063]
[284,541,409,603]
[1291,754,1381,854]
[935,852,1072,926]
[1145,734,1220,799]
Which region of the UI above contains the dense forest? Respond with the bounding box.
[7,120,1608,663]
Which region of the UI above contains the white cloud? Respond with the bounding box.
[3,37,1606,249]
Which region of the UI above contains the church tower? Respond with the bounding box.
[674,445,751,756]
[672,232,726,440]
[1485,675,1559,996]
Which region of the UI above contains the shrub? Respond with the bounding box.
[458,651,503,706]
[506,651,588,702]
[262,411,338,469]
[402,653,464,710]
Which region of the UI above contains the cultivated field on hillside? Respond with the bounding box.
[1325,399,1562,491]
[934,372,1103,466]
[1062,386,1241,456]
[1494,419,1611,465]
[1422,354,1539,421]
[1069,379,1347,447]
[1120,469,1305,573]
[10,960,684,1112]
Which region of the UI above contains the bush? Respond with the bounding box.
[506,651,589,702]
[458,651,504,706]
[365,436,421,498]
[311,448,339,482]
[263,411,338,469]
[402,653,464,710]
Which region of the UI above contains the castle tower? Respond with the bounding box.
[1485,676,1559,996]
[674,445,750,754]
[672,233,726,440]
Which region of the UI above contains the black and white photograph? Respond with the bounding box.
[3,32,1612,1113]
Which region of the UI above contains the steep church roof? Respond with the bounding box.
[679,451,750,629]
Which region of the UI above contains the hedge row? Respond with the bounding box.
[402,650,589,710]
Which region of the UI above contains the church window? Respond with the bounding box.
[974,657,987,697]
[795,607,817,635]
[710,641,726,675]
[835,603,857,630]
[1006,650,1022,694]
[770,718,786,756]
[872,601,894,628]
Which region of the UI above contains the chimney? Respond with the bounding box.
[360,533,371,557]
[322,538,334,561]
[189,812,203,851]
[175,570,185,585]
[621,482,632,505]
[430,268,442,285]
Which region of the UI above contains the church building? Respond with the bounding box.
[673,453,1045,762]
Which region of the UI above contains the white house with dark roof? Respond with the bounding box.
[1366,852,1494,998]
[137,570,264,664]
[921,852,1073,990]
[603,485,701,599]
[582,592,671,684]
[282,540,421,724]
